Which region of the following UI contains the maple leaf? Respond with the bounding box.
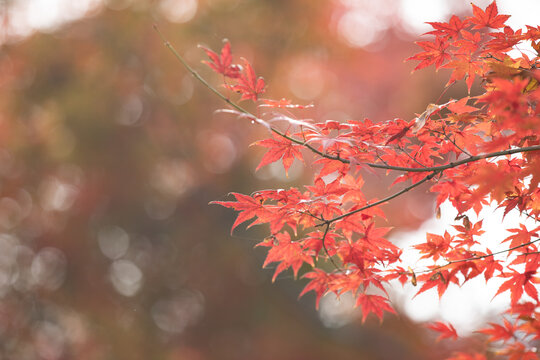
[477,318,515,342]
[355,293,395,323]
[494,269,539,305]
[426,15,467,39]
[414,231,453,261]
[228,58,266,101]
[427,321,458,341]
[482,251,503,281]
[258,232,314,282]
[407,36,451,71]
[499,343,539,360]
[504,224,540,248]
[210,192,270,233]
[338,241,367,268]
[446,97,478,114]
[253,132,304,175]
[415,270,452,299]
[469,1,510,29]
[199,40,241,78]
[304,230,337,257]
[299,269,331,309]
[444,54,484,92]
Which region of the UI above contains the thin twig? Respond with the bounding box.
[397,145,428,168]
[415,238,540,274]
[320,222,342,271]
[327,172,438,223]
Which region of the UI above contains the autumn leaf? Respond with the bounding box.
[504,224,540,248]
[199,40,241,78]
[477,318,515,342]
[414,231,453,261]
[210,192,270,233]
[253,132,304,174]
[258,232,315,282]
[427,321,458,341]
[494,269,539,305]
[426,15,467,39]
[299,269,331,309]
[407,36,451,71]
[356,293,395,323]
[227,57,266,101]
[444,54,485,92]
[469,1,510,29]
[446,97,478,114]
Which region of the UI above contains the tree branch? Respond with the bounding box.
[416,238,540,274]
[320,222,342,271]
[326,171,439,224]
[154,27,540,178]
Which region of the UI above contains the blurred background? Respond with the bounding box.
[0,0,537,359]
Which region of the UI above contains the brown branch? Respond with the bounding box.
[326,171,438,224]
[366,145,540,172]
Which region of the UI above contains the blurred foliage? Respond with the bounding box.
[0,0,471,359]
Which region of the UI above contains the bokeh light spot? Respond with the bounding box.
[31,247,66,291]
[109,259,143,297]
[98,226,130,260]
[151,291,205,333]
[158,0,198,24]
[33,321,65,360]
[287,58,326,100]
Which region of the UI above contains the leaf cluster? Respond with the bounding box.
[169,2,540,358]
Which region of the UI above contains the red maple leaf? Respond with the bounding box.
[299,269,331,309]
[426,15,468,39]
[414,231,453,261]
[504,224,540,248]
[444,54,485,92]
[477,318,515,342]
[356,293,395,323]
[482,250,504,281]
[495,269,539,305]
[446,97,478,114]
[258,232,314,282]
[199,40,241,78]
[253,133,303,174]
[469,1,510,29]
[427,321,458,341]
[228,58,266,101]
[210,192,270,233]
[407,36,451,71]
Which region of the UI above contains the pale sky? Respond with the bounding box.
[5,0,540,42]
